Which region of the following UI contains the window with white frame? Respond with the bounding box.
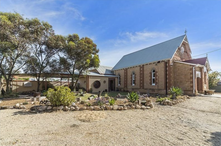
[152,69,155,85]
[118,74,121,86]
[132,72,135,86]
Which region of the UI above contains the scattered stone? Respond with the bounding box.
[47,106,52,110]
[31,102,35,105]
[94,106,100,111]
[0,100,2,103]
[20,105,26,109]
[79,107,87,111]
[106,106,113,110]
[113,105,118,110]
[131,105,135,109]
[89,106,94,110]
[75,106,79,111]
[123,106,127,110]
[149,103,154,108]
[70,107,75,111]
[141,105,146,109]
[15,103,20,108]
[135,105,141,109]
[118,106,123,110]
[72,102,76,106]
[63,106,70,111]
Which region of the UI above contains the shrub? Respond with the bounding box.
[127,91,139,103]
[109,98,115,105]
[156,97,171,102]
[46,86,75,106]
[169,87,183,99]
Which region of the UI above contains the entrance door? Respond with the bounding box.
[109,78,115,91]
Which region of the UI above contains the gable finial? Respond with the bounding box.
[184,29,187,34]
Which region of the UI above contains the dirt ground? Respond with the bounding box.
[0,95,221,146]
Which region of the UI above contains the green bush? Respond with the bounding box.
[169,87,183,99]
[156,97,171,102]
[109,98,115,105]
[127,91,139,103]
[46,86,75,106]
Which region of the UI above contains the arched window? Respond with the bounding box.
[118,74,121,86]
[152,69,155,85]
[132,72,135,86]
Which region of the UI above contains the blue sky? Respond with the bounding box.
[0,0,221,72]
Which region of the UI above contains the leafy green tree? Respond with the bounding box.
[208,71,221,88]
[0,12,31,93]
[59,34,100,91]
[24,18,66,91]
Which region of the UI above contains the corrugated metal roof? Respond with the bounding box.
[112,35,186,70]
[97,66,113,74]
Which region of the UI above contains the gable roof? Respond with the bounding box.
[183,57,211,71]
[113,35,186,70]
[183,57,207,65]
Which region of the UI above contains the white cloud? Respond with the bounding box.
[121,31,168,42]
[0,0,85,21]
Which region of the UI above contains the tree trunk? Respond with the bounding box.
[37,78,41,92]
[71,74,74,91]
[5,79,10,93]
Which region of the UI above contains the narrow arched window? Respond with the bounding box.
[152,69,155,85]
[118,74,121,86]
[132,72,135,86]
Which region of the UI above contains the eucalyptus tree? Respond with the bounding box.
[24,18,66,92]
[59,34,100,90]
[0,12,31,93]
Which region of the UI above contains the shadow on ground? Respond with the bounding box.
[13,110,39,116]
[206,132,221,146]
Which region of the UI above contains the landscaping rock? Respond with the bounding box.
[149,103,154,108]
[135,105,141,109]
[106,106,112,110]
[113,105,118,110]
[72,102,76,106]
[118,106,123,110]
[63,106,70,111]
[80,107,87,111]
[20,105,26,109]
[47,106,52,110]
[131,105,135,109]
[141,105,146,109]
[75,106,79,111]
[15,103,20,108]
[123,106,127,110]
[89,106,94,110]
[70,107,75,111]
[94,106,100,111]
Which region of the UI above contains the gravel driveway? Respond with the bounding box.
[0,95,221,146]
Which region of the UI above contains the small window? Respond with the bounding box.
[93,81,101,89]
[152,69,155,85]
[132,72,135,86]
[118,74,121,86]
